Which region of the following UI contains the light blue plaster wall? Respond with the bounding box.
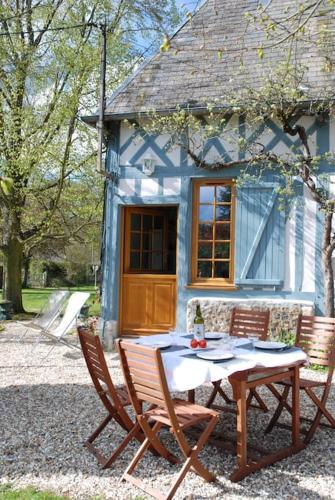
[101,116,331,330]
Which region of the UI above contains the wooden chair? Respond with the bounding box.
[265,314,335,444]
[206,308,270,411]
[78,327,139,469]
[229,307,270,340]
[117,339,219,500]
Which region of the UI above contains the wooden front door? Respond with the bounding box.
[120,207,177,336]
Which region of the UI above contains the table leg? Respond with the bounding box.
[291,365,301,448]
[232,379,247,469]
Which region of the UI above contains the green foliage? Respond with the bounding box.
[0,484,67,500]
[276,329,296,346]
[0,0,182,310]
[41,261,69,287]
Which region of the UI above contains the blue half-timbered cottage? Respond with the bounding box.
[83,0,335,338]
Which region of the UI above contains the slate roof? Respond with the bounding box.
[85,0,335,122]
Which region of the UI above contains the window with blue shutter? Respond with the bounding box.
[235,183,285,287]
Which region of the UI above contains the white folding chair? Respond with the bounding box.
[17,290,70,341]
[37,292,90,355]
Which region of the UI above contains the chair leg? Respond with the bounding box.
[86,414,112,447]
[122,416,217,500]
[206,380,232,408]
[304,387,335,445]
[122,420,177,483]
[102,421,142,469]
[246,389,269,412]
[265,385,291,434]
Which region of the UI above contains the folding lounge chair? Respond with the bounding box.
[78,327,140,468]
[265,314,335,444]
[206,308,270,411]
[37,291,90,352]
[117,339,219,500]
[17,290,70,341]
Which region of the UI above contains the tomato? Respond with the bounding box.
[199,339,207,348]
[190,339,198,348]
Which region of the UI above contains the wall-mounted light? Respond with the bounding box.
[142,157,156,176]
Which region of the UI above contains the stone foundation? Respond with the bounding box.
[187,298,314,338]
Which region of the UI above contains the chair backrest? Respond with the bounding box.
[229,307,270,340]
[34,290,70,329]
[78,327,126,411]
[50,292,90,338]
[117,340,179,427]
[296,315,335,377]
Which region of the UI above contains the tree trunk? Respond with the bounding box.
[22,254,31,289]
[322,213,334,317]
[2,212,25,313]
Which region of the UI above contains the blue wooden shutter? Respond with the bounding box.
[235,183,284,286]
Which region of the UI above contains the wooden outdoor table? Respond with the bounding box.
[135,335,307,481]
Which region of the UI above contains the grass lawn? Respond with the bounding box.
[0,484,67,500]
[10,286,100,318]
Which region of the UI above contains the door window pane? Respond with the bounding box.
[142,252,149,270]
[154,216,164,229]
[152,252,163,270]
[130,252,140,269]
[131,233,141,250]
[152,230,163,251]
[131,214,141,230]
[143,215,152,230]
[142,233,151,250]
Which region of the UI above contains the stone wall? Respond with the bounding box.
[187,298,315,338]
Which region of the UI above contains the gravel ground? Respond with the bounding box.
[0,322,334,500]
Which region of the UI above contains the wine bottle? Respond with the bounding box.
[193,304,204,342]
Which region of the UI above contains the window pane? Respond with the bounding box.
[142,232,151,250]
[199,185,215,203]
[142,252,150,270]
[198,242,212,259]
[130,252,140,269]
[143,215,152,230]
[154,216,163,230]
[130,232,140,250]
[216,223,230,240]
[131,214,141,230]
[216,186,231,203]
[199,205,214,221]
[197,261,212,278]
[215,206,231,221]
[152,230,163,251]
[198,223,213,240]
[214,261,229,278]
[152,252,163,270]
[215,243,230,259]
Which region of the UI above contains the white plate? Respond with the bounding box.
[196,350,234,361]
[254,340,287,350]
[205,332,228,340]
[138,340,172,350]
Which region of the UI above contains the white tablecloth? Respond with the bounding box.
[136,334,308,392]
